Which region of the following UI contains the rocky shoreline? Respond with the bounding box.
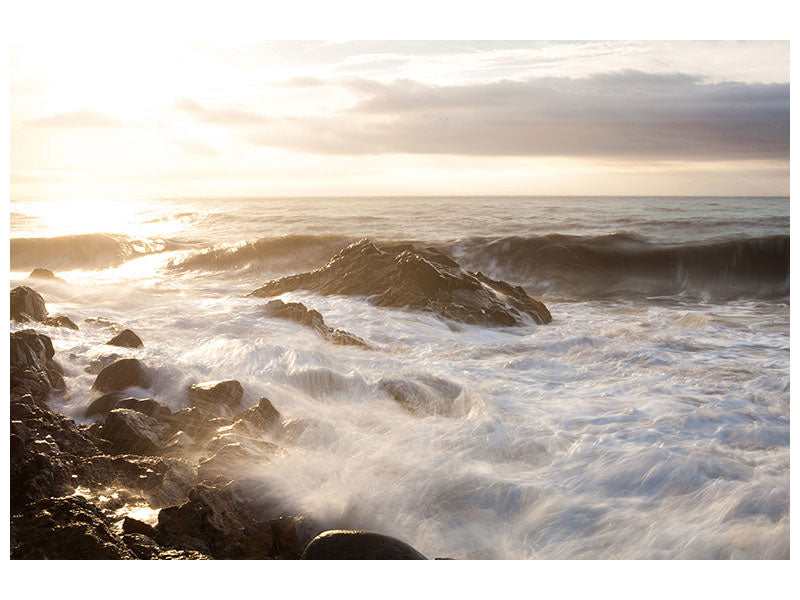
[10,242,552,560]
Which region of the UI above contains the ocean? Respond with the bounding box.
[8,195,790,559]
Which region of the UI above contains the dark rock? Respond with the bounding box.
[101,408,168,456]
[106,328,143,348]
[85,391,128,419]
[154,482,275,558]
[188,380,243,419]
[28,268,58,280]
[249,239,551,327]
[75,454,197,509]
[92,358,151,393]
[166,408,228,443]
[43,315,79,330]
[10,495,135,559]
[116,397,171,420]
[301,529,427,560]
[10,285,48,322]
[263,299,371,349]
[10,329,65,403]
[122,516,157,537]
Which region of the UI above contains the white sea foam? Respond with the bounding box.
[9,196,789,559]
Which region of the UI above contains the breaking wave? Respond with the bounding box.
[445,233,790,301]
[10,233,181,271]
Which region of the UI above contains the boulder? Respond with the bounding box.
[263,299,371,349]
[84,391,128,419]
[249,239,551,327]
[154,482,274,558]
[301,529,427,560]
[106,328,143,348]
[43,315,79,330]
[11,495,135,559]
[10,285,48,322]
[28,268,58,280]
[116,397,171,420]
[101,408,168,456]
[92,358,151,393]
[197,440,279,482]
[10,329,65,404]
[122,516,158,538]
[188,380,244,419]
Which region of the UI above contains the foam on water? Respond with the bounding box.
[10,249,789,558]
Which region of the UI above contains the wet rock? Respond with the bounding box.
[378,375,466,417]
[230,397,282,437]
[10,329,65,404]
[85,391,129,419]
[122,516,158,537]
[11,495,135,559]
[116,397,171,420]
[10,285,48,322]
[167,408,230,443]
[101,408,168,456]
[106,328,143,348]
[263,299,371,349]
[92,358,151,393]
[84,316,122,330]
[197,440,279,482]
[154,482,275,558]
[301,529,427,560]
[75,454,197,509]
[28,268,58,280]
[43,315,79,330]
[188,380,244,419]
[249,239,551,327]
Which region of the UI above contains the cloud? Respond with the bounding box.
[182,70,790,160]
[27,108,124,128]
[171,139,218,155]
[175,98,269,125]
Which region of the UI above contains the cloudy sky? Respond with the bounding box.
[10,39,789,198]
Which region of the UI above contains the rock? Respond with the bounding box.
[11,495,135,559]
[84,316,122,330]
[85,391,128,419]
[197,441,279,482]
[167,408,229,443]
[92,358,151,393]
[188,380,244,419]
[106,328,143,348]
[263,299,371,349]
[101,408,168,456]
[10,329,65,404]
[301,530,427,560]
[28,268,58,280]
[10,285,48,322]
[122,516,158,538]
[43,315,79,330]
[249,239,551,327]
[378,375,465,417]
[230,397,282,436]
[154,482,275,558]
[116,397,171,420]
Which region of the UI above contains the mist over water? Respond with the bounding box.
[9,196,789,559]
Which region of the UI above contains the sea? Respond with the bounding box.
[8,195,790,559]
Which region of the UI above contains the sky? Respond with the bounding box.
[8,36,791,199]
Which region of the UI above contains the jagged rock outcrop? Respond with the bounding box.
[101,408,169,456]
[43,315,79,330]
[188,380,244,419]
[263,299,371,348]
[301,529,427,560]
[10,286,48,322]
[10,329,65,404]
[249,239,551,326]
[10,496,136,559]
[92,358,151,393]
[106,328,143,348]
